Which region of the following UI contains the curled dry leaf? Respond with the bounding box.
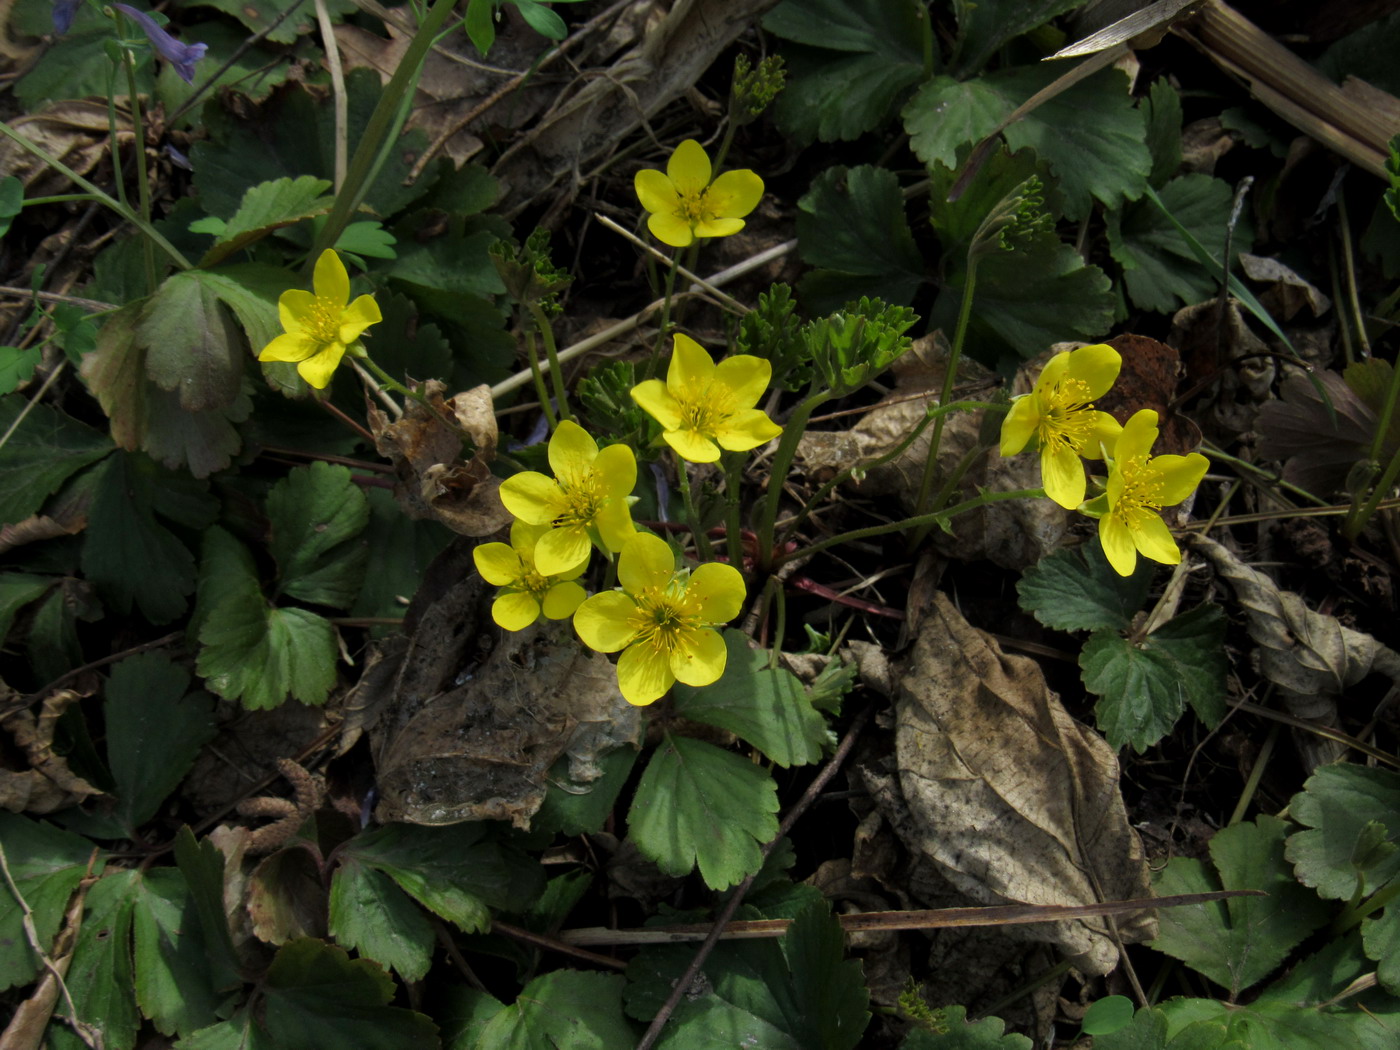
[1193,534,1400,769]
[0,689,103,814]
[1256,369,1379,497]
[369,380,511,537]
[1239,253,1331,321]
[869,592,1155,975]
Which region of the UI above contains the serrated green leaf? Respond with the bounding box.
[197,598,338,710]
[137,271,247,412]
[172,827,241,991]
[904,76,1008,173]
[104,653,215,832]
[1081,603,1228,752]
[899,1005,1032,1048]
[1082,996,1136,1036]
[784,905,870,1050]
[475,970,632,1049]
[0,572,55,643]
[336,823,544,932]
[196,175,334,267]
[796,166,924,313]
[267,461,369,608]
[0,345,40,393]
[349,487,451,627]
[61,870,140,1050]
[0,395,111,524]
[329,863,434,980]
[131,868,228,1035]
[335,221,398,260]
[672,632,828,767]
[765,0,926,144]
[1016,545,1153,632]
[1108,174,1241,313]
[1089,1007,1168,1050]
[1363,902,1400,994]
[185,0,355,43]
[950,0,1088,77]
[1287,764,1400,900]
[1142,78,1184,186]
[198,263,290,355]
[0,813,102,991]
[628,734,780,890]
[81,451,206,624]
[13,17,151,111]
[532,747,638,837]
[1151,816,1330,997]
[28,584,85,685]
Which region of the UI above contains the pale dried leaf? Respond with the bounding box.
[1239,252,1331,320]
[0,690,102,814]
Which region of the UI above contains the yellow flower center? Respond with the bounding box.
[511,566,550,599]
[1039,377,1098,454]
[675,379,733,436]
[1112,456,1165,530]
[304,296,344,345]
[628,584,703,657]
[675,188,713,226]
[554,469,609,529]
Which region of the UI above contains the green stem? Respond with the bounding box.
[673,450,713,561]
[527,301,571,424]
[118,31,157,293]
[1202,441,1327,508]
[644,252,680,380]
[778,399,999,549]
[1333,875,1400,936]
[1344,335,1400,538]
[756,389,834,573]
[777,487,1045,569]
[524,328,558,431]
[914,255,978,522]
[310,0,459,261]
[725,453,745,569]
[0,121,191,270]
[915,0,935,80]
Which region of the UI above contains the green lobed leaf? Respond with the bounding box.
[950,0,1088,77]
[329,863,434,981]
[59,870,140,1050]
[532,746,639,837]
[198,599,338,710]
[899,1005,1032,1048]
[1081,603,1228,752]
[672,631,829,767]
[1082,996,1136,1037]
[1286,762,1400,900]
[27,584,86,685]
[131,868,230,1035]
[0,175,21,239]
[13,11,153,111]
[627,734,780,890]
[1151,816,1330,998]
[0,813,103,991]
[1107,174,1241,314]
[199,263,291,357]
[796,166,924,314]
[266,461,370,608]
[765,0,926,144]
[904,76,1009,173]
[172,827,241,992]
[0,345,41,394]
[473,970,633,1049]
[194,175,335,267]
[1142,78,1184,187]
[1016,544,1153,633]
[0,572,55,644]
[0,395,112,525]
[136,271,248,412]
[104,653,216,833]
[783,904,870,1050]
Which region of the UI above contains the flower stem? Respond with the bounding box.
[117,32,157,293]
[526,301,572,424]
[644,252,680,381]
[756,390,833,573]
[1344,351,1400,539]
[724,453,745,569]
[913,254,979,526]
[673,450,714,561]
[524,329,559,431]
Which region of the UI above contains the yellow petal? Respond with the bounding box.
[691,217,745,239]
[594,442,637,497]
[618,533,675,594]
[509,520,550,557]
[1040,444,1086,509]
[999,396,1040,456]
[630,379,683,430]
[706,169,764,219]
[499,472,563,524]
[1065,343,1121,399]
[668,333,717,393]
[542,580,587,619]
[297,343,346,388]
[1099,514,1138,576]
[1133,513,1181,566]
[685,562,745,624]
[667,139,711,195]
[339,294,382,344]
[663,428,721,463]
[635,168,678,215]
[278,289,317,332]
[646,211,693,248]
[492,591,540,631]
[617,642,674,705]
[259,331,317,364]
[1085,411,1123,460]
[714,355,771,410]
[534,525,590,576]
[1033,351,1071,395]
[473,542,523,586]
[594,498,638,553]
[313,249,350,308]
[1152,452,1209,505]
[1116,410,1159,461]
[574,591,640,653]
[714,408,781,452]
[548,420,600,486]
[670,626,727,687]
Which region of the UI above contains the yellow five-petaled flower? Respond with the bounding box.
[630,334,782,463]
[1083,409,1209,576]
[259,249,382,389]
[999,343,1123,509]
[498,420,637,576]
[573,533,746,706]
[473,521,588,631]
[634,139,764,249]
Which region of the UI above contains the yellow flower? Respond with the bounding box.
[630,334,782,463]
[573,533,746,705]
[259,249,382,389]
[634,139,764,248]
[1000,343,1123,509]
[1084,409,1209,576]
[498,420,637,576]
[473,521,588,631]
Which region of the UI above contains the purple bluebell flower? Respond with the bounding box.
[52,0,80,35]
[112,3,208,84]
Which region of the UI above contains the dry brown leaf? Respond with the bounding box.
[872,592,1155,975]
[0,512,86,554]
[1193,534,1400,769]
[369,380,511,537]
[0,101,135,198]
[1239,253,1332,321]
[0,690,102,814]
